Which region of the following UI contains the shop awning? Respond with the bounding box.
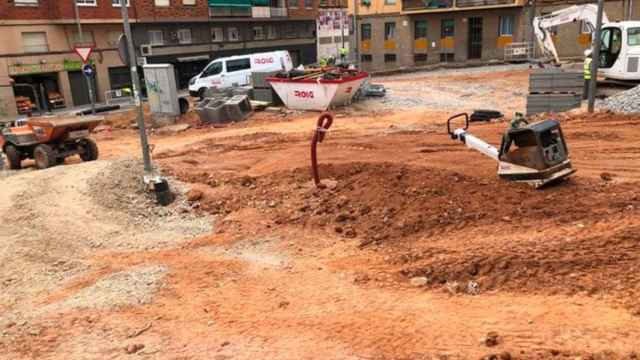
[252,0,270,5]
[208,0,251,7]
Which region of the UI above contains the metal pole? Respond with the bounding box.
[121,1,153,173]
[528,0,536,60]
[588,0,604,113]
[352,0,359,68]
[341,10,345,49]
[73,0,96,115]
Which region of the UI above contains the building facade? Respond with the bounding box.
[351,0,527,72]
[0,0,319,119]
[317,0,350,62]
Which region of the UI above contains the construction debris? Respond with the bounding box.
[601,85,640,114]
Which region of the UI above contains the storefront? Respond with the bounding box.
[8,59,98,113]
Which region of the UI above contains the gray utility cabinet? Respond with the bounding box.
[143,64,180,116]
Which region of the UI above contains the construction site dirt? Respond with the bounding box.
[1,67,640,360]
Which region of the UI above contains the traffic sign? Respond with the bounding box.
[74,47,93,63]
[82,64,94,78]
[117,34,130,67]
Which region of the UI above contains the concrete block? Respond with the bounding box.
[252,71,280,89]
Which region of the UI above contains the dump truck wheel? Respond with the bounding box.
[33,144,55,170]
[4,145,22,170]
[79,138,99,162]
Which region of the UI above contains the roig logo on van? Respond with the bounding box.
[254,57,274,64]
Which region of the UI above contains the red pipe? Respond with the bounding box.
[310,112,333,187]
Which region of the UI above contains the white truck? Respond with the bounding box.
[533,5,640,81]
[188,50,294,97]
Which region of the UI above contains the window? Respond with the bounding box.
[22,32,48,53]
[70,31,96,46]
[226,58,250,72]
[384,22,395,40]
[253,26,265,40]
[155,0,170,6]
[414,53,428,62]
[281,23,297,39]
[384,0,396,4]
[361,23,371,40]
[361,54,372,62]
[415,20,427,39]
[580,20,593,34]
[304,0,312,8]
[177,29,192,44]
[267,25,277,39]
[384,54,396,62]
[202,62,223,77]
[440,53,454,62]
[148,30,164,45]
[76,0,97,6]
[499,16,514,36]
[14,0,39,6]
[441,19,454,37]
[183,0,196,4]
[628,28,640,46]
[211,27,224,42]
[228,27,240,42]
[112,0,130,6]
[288,0,298,8]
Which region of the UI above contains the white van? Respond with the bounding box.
[189,50,293,97]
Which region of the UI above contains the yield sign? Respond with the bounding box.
[74,47,93,63]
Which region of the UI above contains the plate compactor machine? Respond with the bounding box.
[447,113,575,188]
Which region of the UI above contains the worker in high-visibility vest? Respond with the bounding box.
[339,47,348,63]
[583,49,592,100]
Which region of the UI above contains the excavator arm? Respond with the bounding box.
[533,4,609,63]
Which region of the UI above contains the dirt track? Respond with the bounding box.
[2,67,640,359]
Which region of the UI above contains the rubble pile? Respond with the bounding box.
[601,85,640,114]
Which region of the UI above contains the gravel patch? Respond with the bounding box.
[601,85,640,114]
[52,265,168,310]
[359,64,529,112]
[87,158,212,242]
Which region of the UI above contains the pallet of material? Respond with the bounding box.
[526,93,581,116]
[529,69,583,95]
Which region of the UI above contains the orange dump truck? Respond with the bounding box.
[1,116,101,170]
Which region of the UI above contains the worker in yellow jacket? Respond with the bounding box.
[583,49,592,100]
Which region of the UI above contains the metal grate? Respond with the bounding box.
[628,57,639,73]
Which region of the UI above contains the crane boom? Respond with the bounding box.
[533,5,609,63]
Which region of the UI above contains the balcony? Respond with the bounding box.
[252,6,271,17]
[403,0,520,12]
[403,0,452,12]
[456,0,515,7]
[209,6,252,17]
[319,0,348,7]
[270,6,288,16]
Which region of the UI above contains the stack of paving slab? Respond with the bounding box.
[195,93,252,124]
[251,71,281,105]
[526,69,583,115]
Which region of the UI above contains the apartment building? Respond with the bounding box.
[0,0,319,119]
[352,0,527,72]
[317,0,350,61]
